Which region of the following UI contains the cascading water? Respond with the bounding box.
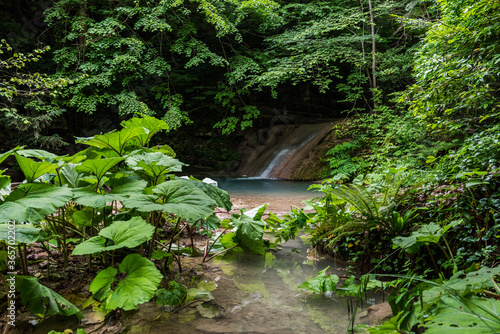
[238,122,337,180]
[257,148,290,178]
[257,133,317,178]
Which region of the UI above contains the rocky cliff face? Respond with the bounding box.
[237,120,341,180]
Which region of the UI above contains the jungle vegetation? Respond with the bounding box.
[0,0,499,333]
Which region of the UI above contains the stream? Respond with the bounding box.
[123,179,380,334]
[125,237,367,334]
[21,179,381,334]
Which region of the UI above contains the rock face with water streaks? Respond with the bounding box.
[237,121,341,180]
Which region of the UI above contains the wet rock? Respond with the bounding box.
[357,302,393,325]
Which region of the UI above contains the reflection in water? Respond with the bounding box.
[125,237,365,334]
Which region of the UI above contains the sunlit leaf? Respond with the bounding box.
[186,179,232,212]
[73,177,147,208]
[231,213,266,255]
[15,154,58,183]
[76,127,145,157]
[75,157,124,181]
[121,116,169,146]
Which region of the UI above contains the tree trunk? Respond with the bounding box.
[367,0,377,110]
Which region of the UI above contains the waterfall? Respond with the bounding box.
[257,148,290,178]
[238,122,336,180]
[257,132,318,178]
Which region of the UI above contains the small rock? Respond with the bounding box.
[358,302,393,325]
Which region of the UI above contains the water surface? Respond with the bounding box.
[214,177,320,216]
[125,237,361,334]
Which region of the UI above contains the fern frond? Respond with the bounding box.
[331,184,380,218]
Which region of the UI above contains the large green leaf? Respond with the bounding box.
[0,173,11,198]
[424,296,500,333]
[89,266,118,301]
[155,180,217,222]
[15,154,58,183]
[0,224,48,245]
[121,194,163,212]
[124,180,216,222]
[298,266,339,294]
[57,163,84,188]
[424,267,500,305]
[120,116,169,147]
[75,157,124,181]
[72,217,154,255]
[126,152,183,183]
[76,127,145,157]
[90,254,163,311]
[393,220,462,254]
[72,177,147,208]
[188,179,232,212]
[0,146,21,165]
[242,204,268,220]
[0,183,72,223]
[232,213,266,255]
[19,276,83,319]
[17,149,60,162]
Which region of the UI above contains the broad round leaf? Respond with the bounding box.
[72,177,147,208]
[0,183,73,223]
[90,266,118,301]
[76,127,145,156]
[153,180,217,222]
[72,217,154,255]
[75,157,124,180]
[126,152,184,181]
[105,254,163,311]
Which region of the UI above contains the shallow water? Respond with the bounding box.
[214,177,320,216]
[125,237,370,334]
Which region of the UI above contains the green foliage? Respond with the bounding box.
[89,254,163,311]
[72,217,154,255]
[424,296,500,333]
[0,224,47,245]
[187,178,232,212]
[0,183,72,223]
[15,154,58,183]
[42,0,280,132]
[0,40,72,149]
[297,266,339,294]
[393,220,462,255]
[229,207,267,255]
[323,140,366,178]
[124,179,217,223]
[126,152,183,186]
[406,0,500,121]
[18,276,83,319]
[156,281,187,307]
[371,267,500,333]
[72,177,147,208]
